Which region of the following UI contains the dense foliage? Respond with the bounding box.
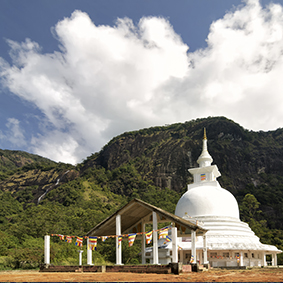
[0,162,181,269]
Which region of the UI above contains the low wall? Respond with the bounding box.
[105,264,172,274]
[40,265,83,272]
[40,263,185,274]
[216,266,247,270]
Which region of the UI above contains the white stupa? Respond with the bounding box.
[173,129,281,267]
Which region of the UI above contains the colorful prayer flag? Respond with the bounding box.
[128,233,136,247]
[102,236,108,242]
[145,231,153,244]
[88,237,97,250]
[58,234,64,240]
[65,236,72,243]
[76,236,83,247]
[118,236,122,247]
[201,173,206,181]
[165,235,171,242]
[159,228,168,239]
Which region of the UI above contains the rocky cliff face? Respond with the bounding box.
[84,117,283,194]
[0,168,79,204]
[0,150,79,205]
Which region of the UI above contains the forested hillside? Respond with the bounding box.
[0,116,283,269]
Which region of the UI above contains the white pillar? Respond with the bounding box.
[152,211,159,264]
[87,238,93,265]
[172,227,178,263]
[116,214,122,265]
[263,252,267,266]
[191,230,196,264]
[142,222,146,264]
[203,233,208,264]
[44,235,50,265]
[78,250,83,266]
[240,251,244,266]
[272,253,277,266]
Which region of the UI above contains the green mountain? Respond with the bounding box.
[1,116,283,268]
[0,149,57,178]
[82,116,283,228]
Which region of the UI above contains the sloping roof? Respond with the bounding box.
[86,198,207,237]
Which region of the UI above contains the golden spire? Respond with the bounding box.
[203,128,207,140]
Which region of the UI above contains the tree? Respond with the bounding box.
[240,193,261,222]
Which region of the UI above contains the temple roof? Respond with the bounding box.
[86,198,207,237]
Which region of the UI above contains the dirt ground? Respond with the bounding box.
[0,268,283,282]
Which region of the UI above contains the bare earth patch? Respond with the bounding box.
[0,268,283,282]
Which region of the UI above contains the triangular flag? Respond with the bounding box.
[65,236,72,243]
[163,235,171,244]
[58,234,64,241]
[102,236,108,242]
[88,237,97,250]
[128,233,136,247]
[118,236,122,247]
[145,231,153,244]
[159,227,168,239]
[76,236,83,247]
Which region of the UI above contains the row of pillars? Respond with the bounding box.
[115,212,180,265]
[44,231,199,266]
[237,251,278,267]
[44,211,207,266]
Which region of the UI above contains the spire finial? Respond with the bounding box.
[197,127,212,167]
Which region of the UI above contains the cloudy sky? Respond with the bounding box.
[1,0,283,164]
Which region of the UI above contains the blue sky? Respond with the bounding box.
[1,0,283,164]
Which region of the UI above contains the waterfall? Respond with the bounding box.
[37,170,70,204]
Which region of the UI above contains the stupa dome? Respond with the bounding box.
[175,128,240,220]
[175,183,240,219]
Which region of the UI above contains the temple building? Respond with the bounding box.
[162,129,281,267]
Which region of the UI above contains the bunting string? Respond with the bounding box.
[50,226,173,249]
[51,226,172,240]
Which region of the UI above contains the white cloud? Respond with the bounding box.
[0,118,26,147]
[1,0,283,164]
[30,130,79,165]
